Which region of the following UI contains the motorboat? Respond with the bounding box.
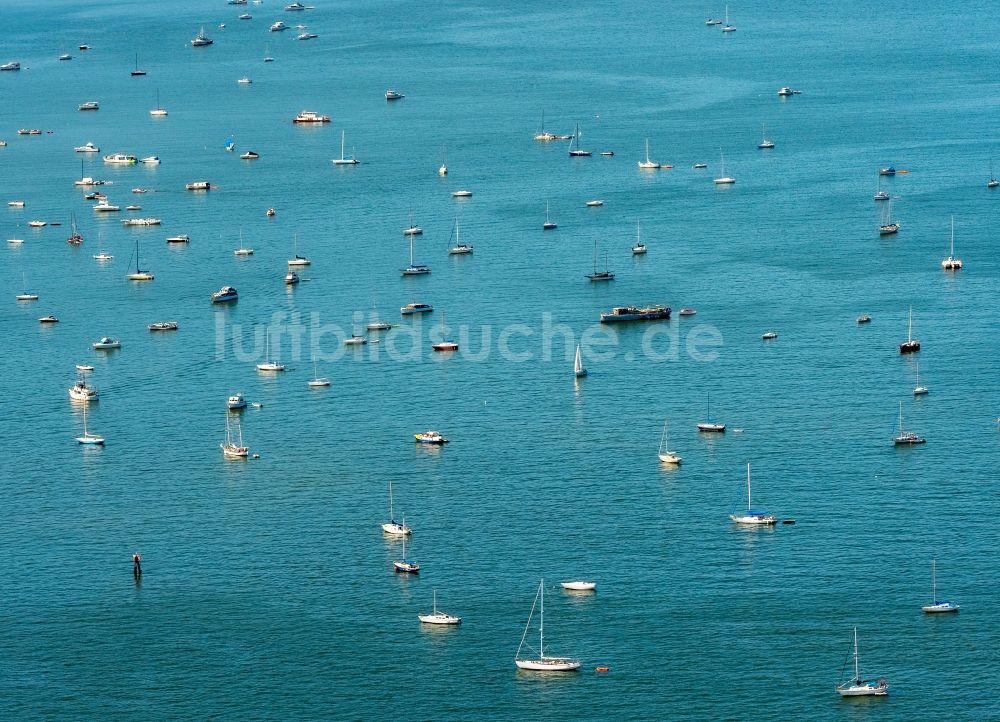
[599,305,671,322]
[28,220,47,227]
[239,13,252,20]
[74,177,108,187]
[451,190,472,198]
[285,1,307,9]
[92,336,121,350]
[121,218,161,226]
[560,581,596,591]
[270,21,289,31]
[857,314,871,324]
[78,101,99,111]
[240,151,259,160]
[777,86,801,96]
[210,285,238,303]
[191,27,214,46]
[69,379,99,402]
[7,201,25,207]
[344,334,368,346]
[293,110,329,123]
[367,320,391,331]
[125,205,142,211]
[418,591,461,625]
[227,393,247,410]
[103,153,137,165]
[762,331,778,340]
[284,270,300,285]
[879,166,896,176]
[297,32,317,40]
[76,364,94,372]
[39,315,59,324]
[93,251,113,261]
[385,89,404,100]
[18,129,42,135]
[414,431,448,444]
[585,200,603,207]
[0,61,21,71]
[166,234,190,244]
[185,181,211,191]
[75,142,100,153]
[140,156,160,164]
[400,302,433,315]
[237,76,252,84]
[93,201,120,212]
[148,321,179,331]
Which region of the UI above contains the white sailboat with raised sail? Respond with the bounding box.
[835,627,889,696]
[126,239,154,280]
[382,481,411,535]
[331,129,359,165]
[418,590,461,625]
[573,343,587,378]
[921,559,959,613]
[657,419,681,464]
[515,579,581,672]
[730,462,776,524]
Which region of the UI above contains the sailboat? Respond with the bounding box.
[941,216,962,269]
[382,481,412,535]
[418,590,461,625]
[697,393,725,432]
[431,311,459,352]
[15,273,39,301]
[234,229,254,256]
[568,124,592,157]
[892,400,925,445]
[632,221,647,254]
[874,172,890,200]
[66,212,83,245]
[989,158,998,188]
[287,234,311,266]
[401,234,430,275]
[573,343,587,378]
[638,138,660,169]
[392,535,419,574]
[898,306,919,353]
[913,363,929,396]
[220,416,249,458]
[835,627,889,696]
[256,329,286,372]
[75,403,105,445]
[448,217,473,254]
[543,200,557,230]
[757,123,774,149]
[225,135,235,152]
[722,5,736,32]
[533,110,557,142]
[149,89,167,117]
[878,200,899,235]
[126,239,154,280]
[585,241,614,281]
[403,210,422,236]
[264,44,274,62]
[130,53,146,76]
[713,149,735,184]
[657,419,681,464]
[367,300,392,331]
[515,579,581,672]
[331,129,359,165]
[308,356,330,387]
[730,463,776,524]
[921,560,959,613]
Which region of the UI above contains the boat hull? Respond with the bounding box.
[418,613,461,625]
[515,658,581,672]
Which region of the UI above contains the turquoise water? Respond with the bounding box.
[2,1,999,718]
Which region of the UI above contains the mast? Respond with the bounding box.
[746,462,752,510]
[341,129,345,160]
[409,235,414,265]
[432,589,437,614]
[539,579,545,658]
[907,307,913,343]
[898,400,903,435]
[950,216,955,256]
[931,559,936,602]
[388,480,393,519]
[853,627,860,681]
[592,240,598,274]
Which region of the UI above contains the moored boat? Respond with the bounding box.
[600,305,670,322]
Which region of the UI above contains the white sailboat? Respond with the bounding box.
[220,416,249,458]
[126,239,154,280]
[431,310,459,352]
[515,579,581,672]
[657,419,681,464]
[989,158,998,188]
[418,590,461,625]
[892,400,925,445]
[234,229,254,256]
[921,559,959,613]
[722,4,735,32]
[382,481,411,535]
[835,627,889,696]
[392,535,419,574]
[913,363,929,396]
[15,273,38,301]
[256,329,286,372]
[941,216,962,270]
[149,89,167,117]
[638,138,660,169]
[632,221,647,254]
[331,129,359,165]
[401,234,430,275]
[308,357,330,387]
[713,149,735,184]
[543,200,557,230]
[729,463,776,525]
[75,403,105,445]
[288,234,310,266]
[573,343,587,378]
[697,393,725,432]
[448,217,473,255]
[757,123,774,149]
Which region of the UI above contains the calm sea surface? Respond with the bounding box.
[2,1,999,719]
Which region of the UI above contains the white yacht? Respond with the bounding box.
[103,153,137,165]
[835,628,888,697]
[560,581,596,591]
[729,463,777,525]
[92,336,121,350]
[382,481,411,535]
[921,560,959,614]
[418,591,461,625]
[69,379,99,402]
[75,142,100,153]
[256,330,285,371]
[515,580,581,672]
[227,393,247,410]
